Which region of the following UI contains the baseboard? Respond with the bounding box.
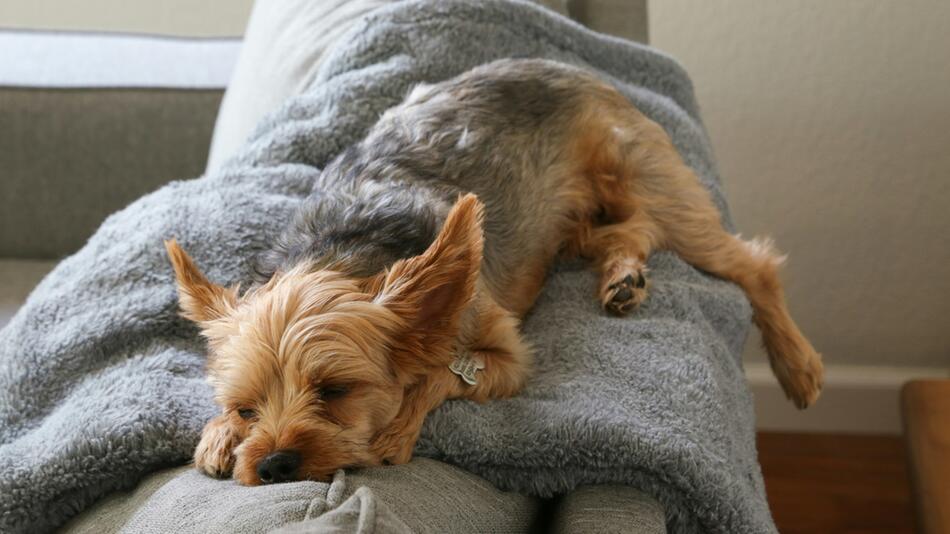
[745,362,949,434]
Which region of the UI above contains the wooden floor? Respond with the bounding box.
[757,432,916,534]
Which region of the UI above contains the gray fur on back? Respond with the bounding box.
[0,1,776,533]
[257,58,595,284]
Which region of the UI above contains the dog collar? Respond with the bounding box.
[449,349,484,386]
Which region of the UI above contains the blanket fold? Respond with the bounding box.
[0,1,775,532]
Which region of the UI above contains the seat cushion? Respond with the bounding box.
[553,485,666,533]
[62,459,540,534]
[0,30,241,258]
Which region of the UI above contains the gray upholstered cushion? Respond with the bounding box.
[64,459,540,534]
[343,459,541,533]
[553,485,666,533]
[0,87,224,258]
[0,30,240,259]
[60,467,190,534]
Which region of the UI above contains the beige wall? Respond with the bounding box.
[0,0,254,36]
[650,1,950,370]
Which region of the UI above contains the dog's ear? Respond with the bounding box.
[376,194,484,352]
[164,239,237,324]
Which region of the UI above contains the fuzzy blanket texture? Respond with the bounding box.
[0,1,776,532]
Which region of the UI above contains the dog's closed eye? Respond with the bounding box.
[318,385,350,400]
[237,408,257,420]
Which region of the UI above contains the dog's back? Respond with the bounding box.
[260,59,620,312]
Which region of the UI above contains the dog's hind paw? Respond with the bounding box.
[774,346,825,410]
[600,266,648,316]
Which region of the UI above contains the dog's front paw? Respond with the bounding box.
[194,414,241,478]
[600,265,648,315]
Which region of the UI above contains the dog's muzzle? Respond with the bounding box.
[257,449,301,484]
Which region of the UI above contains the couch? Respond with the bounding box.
[2,1,668,532]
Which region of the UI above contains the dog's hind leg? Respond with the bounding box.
[609,113,823,408]
[574,204,662,316]
[568,106,664,316]
[568,91,822,407]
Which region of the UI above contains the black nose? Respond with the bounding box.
[257,450,301,484]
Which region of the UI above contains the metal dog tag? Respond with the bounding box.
[449,349,485,386]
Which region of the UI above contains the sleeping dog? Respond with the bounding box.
[166,58,824,485]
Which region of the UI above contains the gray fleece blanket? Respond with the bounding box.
[0,1,776,532]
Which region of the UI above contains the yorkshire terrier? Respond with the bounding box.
[166,59,823,485]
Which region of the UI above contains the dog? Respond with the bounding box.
[165,58,824,485]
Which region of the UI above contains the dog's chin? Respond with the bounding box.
[231,458,262,486]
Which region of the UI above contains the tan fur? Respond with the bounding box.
[168,195,531,482]
[565,92,823,408]
[167,69,823,484]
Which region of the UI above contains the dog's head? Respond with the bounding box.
[166,195,483,484]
